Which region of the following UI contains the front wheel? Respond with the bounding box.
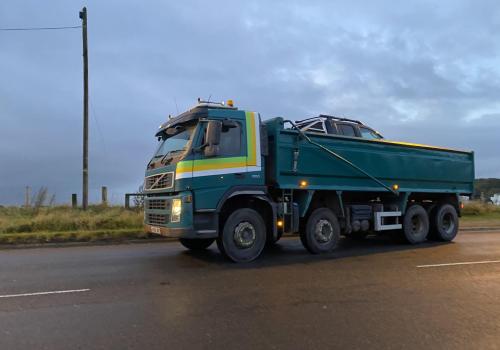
[300,208,340,254]
[179,238,215,250]
[217,208,267,263]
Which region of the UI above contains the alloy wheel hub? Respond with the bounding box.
[314,219,333,243]
[233,221,256,248]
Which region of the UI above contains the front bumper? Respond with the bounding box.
[143,224,217,239]
[143,191,218,239]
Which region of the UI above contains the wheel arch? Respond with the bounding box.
[407,192,461,216]
[216,187,277,241]
[303,190,344,219]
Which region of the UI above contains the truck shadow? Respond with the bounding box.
[178,234,451,269]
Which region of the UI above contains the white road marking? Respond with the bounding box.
[0,288,90,299]
[417,260,500,268]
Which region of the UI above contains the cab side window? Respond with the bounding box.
[219,123,242,156]
[202,121,242,157]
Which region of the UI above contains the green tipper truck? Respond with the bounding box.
[144,100,474,262]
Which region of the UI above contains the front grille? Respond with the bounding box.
[148,199,169,210]
[145,172,173,190]
[148,213,168,225]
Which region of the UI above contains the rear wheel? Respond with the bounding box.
[300,208,340,254]
[429,204,459,241]
[402,204,429,244]
[179,238,214,250]
[217,208,266,263]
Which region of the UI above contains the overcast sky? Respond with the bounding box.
[1,0,499,205]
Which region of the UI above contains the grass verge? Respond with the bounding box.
[1,201,499,246]
[0,205,143,233]
[0,205,150,246]
[461,201,500,228]
[461,216,500,228]
[0,229,153,245]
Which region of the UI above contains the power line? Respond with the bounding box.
[0,25,81,31]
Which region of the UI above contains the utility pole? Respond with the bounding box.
[79,7,89,210]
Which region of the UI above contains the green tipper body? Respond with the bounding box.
[265,117,474,194]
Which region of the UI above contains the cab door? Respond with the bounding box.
[191,118,248,209]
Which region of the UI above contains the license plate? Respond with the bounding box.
[150,226,161,234]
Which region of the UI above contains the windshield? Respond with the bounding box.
[153,125,195,158]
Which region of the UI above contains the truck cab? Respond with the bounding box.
[144,100,267,258]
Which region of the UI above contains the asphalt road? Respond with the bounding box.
[1,230,499,350]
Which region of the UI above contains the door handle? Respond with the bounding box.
[234,173,245,179]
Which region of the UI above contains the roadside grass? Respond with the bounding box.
[461,201,500,216]
[461,201,500,228]
[461,215,500,228]
[0,229,149,245]
[0,205,147,245]
[1,201,499,246]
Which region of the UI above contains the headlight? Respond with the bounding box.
[171,198,182,222]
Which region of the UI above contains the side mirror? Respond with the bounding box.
[204,120,222,157]
[222,120,238,129]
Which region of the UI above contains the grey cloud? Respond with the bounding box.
[1,0,499,204]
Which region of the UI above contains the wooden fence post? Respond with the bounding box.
[101,186,108,206]
[72,194,78,209]
[125,194,130,209]
[25,186,31,208]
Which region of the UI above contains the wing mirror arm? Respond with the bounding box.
[194,120,222,157]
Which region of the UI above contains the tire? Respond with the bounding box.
[300,208,340,254]
[429,204,459,241]
[216,208,266,263]
[179,238,214,250]
[402,204,429,244]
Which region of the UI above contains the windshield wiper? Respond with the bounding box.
[160,149,185,165]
